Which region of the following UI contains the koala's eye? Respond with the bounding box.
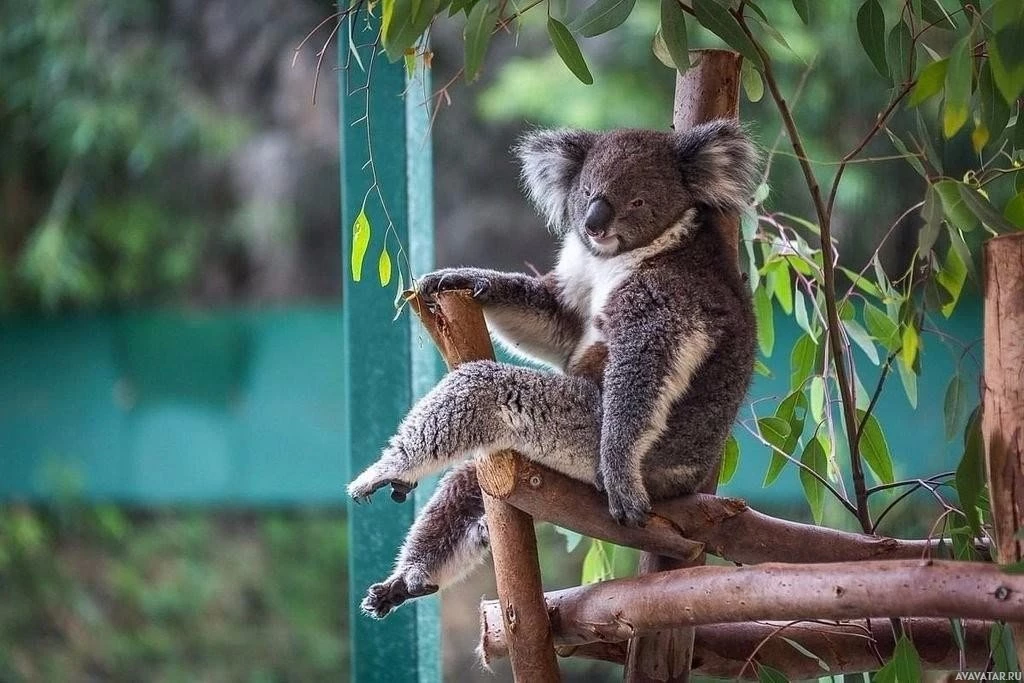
[582,185,593,197]
[631,198,645,208]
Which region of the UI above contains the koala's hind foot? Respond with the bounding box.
[361,462,490,619]
[348,460,417,504]
[361,566,438,619]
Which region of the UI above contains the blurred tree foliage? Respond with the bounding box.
[0,0,249,313]
[0,504,347,681]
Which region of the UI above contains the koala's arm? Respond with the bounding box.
[417,267,581,367]
[599,310,717,526]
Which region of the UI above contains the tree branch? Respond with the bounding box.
[492,459,986,564]
[481,617,994,679]
[481,560,1024,645]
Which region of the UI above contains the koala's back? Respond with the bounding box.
[578,221,756,498]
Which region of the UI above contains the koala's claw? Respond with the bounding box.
[361,567,438,619]
[348,470,416,504]
[605,483,652,528]
[416,270,491,303]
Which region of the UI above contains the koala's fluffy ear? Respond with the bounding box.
[515,129,597,232]
[674,119,760,214]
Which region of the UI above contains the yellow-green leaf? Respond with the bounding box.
[547,17,594,85]
[900,322,919,370]
[378,248,393,287]
[351,209,371,282]
[856,410,895,484]
[741,59,764,102]
[909,58,948,106]
[1004,191,1024,228]
[799,437,828,524]
[719,435,739,485]
[943,34,972,138]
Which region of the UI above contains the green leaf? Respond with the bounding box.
[581,539,614,584]
[719,434,739,485]
[754,286,774,356]
[572,0,636,38]
[944,374,970,441]
[957,409,984,535]
[886,20,914,83]
[548,17,594,85]
[759,416,792,486]
[783,635,830,671]
[378,249,393,287]
[857,0,889,80]
[943,34,973,138]
[897,353,919,408]
[1002,560,1024,574]
[843,319,879,365]
[863,303,900,352]
[651,27,675,70]
[351,209,371,282]
[900,322,919,370]
[919,185,943,254]
[810,375,826,423]
[909,58,948,106]
[839,266,883,298]
[989,0,1024,104]
[793,288,813,336]
[790,333,817,391]
[936,236,968,317]
[757,664,788,683]
[799,437,828,524]
[886,129,926,177]
[856,410,895,484]
[692,0,763,70]
[554,526,585,552]
[741,59,764,102]
[913,0,955,29]
[874,634,923,683]
[791,0,810,24]
[991,622,1021,674]
[933,180,978,232]
[1004,191,1024,228]
[464,0,500,82]
[959,184,1019,234]
[754,359,772,377]
[766,261,793,314]
[776,390,808,454]
[383,0,437,62]
[979,60,1012,148]
[660,0,690,73]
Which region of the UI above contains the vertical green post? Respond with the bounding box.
[339,14,441,683]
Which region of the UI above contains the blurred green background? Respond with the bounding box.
[0,0,983,680]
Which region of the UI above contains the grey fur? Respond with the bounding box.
[348,119,760,618]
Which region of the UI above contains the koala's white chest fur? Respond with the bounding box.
[555,235,632,369]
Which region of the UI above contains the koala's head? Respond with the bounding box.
[515,120,759,256]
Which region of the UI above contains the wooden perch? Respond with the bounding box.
[481,615,993,679]
[492,458,979,564]
[983,232,1024,662]
[411,290,560,682]
[480,559,1024,647]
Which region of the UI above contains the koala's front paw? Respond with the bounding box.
[604,476,652,528]
[361,566,438,619]
[416,269,491,303]
[347,464,417,504]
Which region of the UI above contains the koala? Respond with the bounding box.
[348,119,759,618]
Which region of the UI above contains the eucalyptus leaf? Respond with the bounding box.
[378,248,393,287]
[1004,191,1024,228]
[547,17,594,85]
[874,634,923,683]
[843,319,880,365]
[693,0,763,70]
[958,184,1019,234]
[789,333,817,392]
[572,0,637,38]
[798,437,828,524]
[464,0,499,82]
[919,185,943,254]
[754,286,775,356]
[791,0,810,24]
[943,374,970,441]
[956,409,984,535]
[351,209,371,282]
[719,434,739,485]
[943,33,973,138]
[856,409,895,484]
[857,0,889,80]
[909,58,948,106]
[863,303,900,352]
[759,416,792,487]
[886,20,914,83]
[660,0,689,73]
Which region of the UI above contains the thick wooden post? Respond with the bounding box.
[412,292,561,682]
[982,232,1024,662]
[625,48,742,683]
[340,15,441,683]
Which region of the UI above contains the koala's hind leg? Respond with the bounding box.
[347,360,601,502]
[361,462,487,618]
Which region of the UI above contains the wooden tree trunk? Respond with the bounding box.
[625,48,742,683]
[982,232,1024,662]
[411,292,560,682]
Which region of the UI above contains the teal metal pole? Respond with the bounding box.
[339,13,441,683]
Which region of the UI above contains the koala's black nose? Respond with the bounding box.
[584,197,614,237]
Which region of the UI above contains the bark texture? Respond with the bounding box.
[983,232,1024,662]
[412,291,560,682]
[482,615,993,679]
[481,560,1024,645]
